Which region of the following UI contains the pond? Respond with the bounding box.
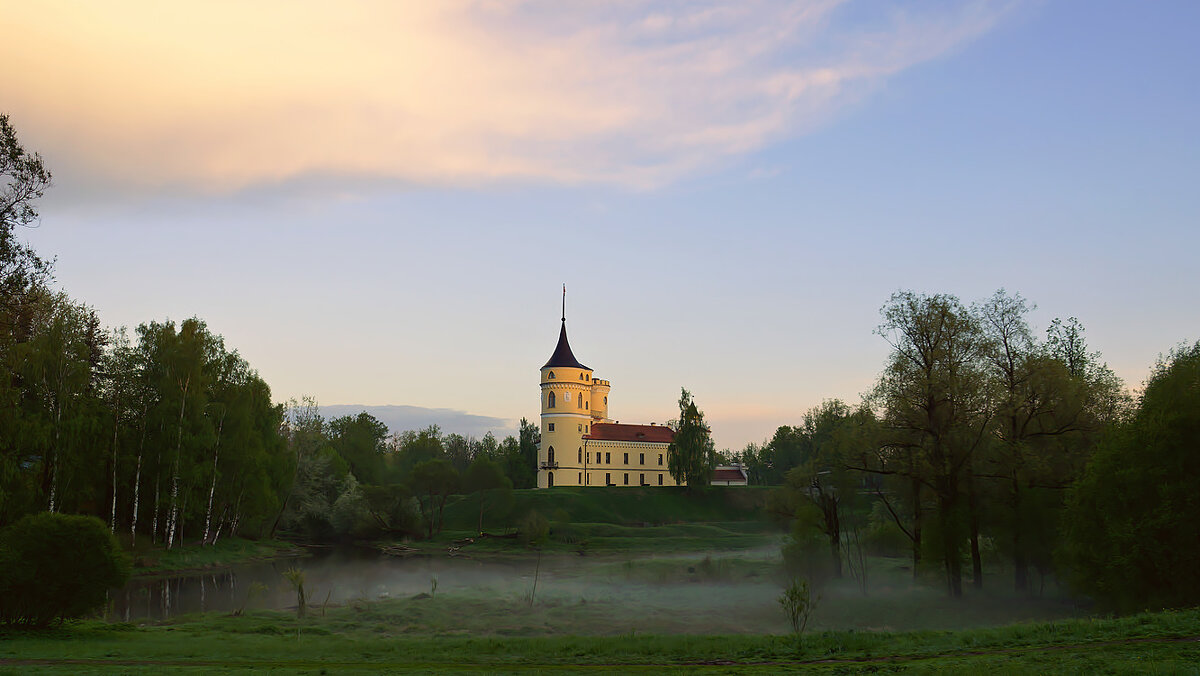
[110,548,540,621]
[106,546,1082,635]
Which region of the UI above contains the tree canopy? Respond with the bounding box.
[1061,340,1200,611]
[668,388,716,490]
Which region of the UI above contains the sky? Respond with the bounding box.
[4,1,1199,451]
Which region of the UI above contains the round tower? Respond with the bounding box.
[538,318,593,488]
[590,378,611,422]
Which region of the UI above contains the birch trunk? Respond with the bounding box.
[202,411,225,545]
[151,469,160,545]
[109,403,121,531]
[130,406,147,547]
[48,402,62,512]
[212,505,227,546]
[166,374,190,549]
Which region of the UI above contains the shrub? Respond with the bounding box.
[518,510,549,546]
[779,577,817,637]
[0,512,132,627]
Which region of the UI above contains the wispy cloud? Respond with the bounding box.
[1,1,1014,193]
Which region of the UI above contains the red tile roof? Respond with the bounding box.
[713,467,747,482]
[584,423,674,443]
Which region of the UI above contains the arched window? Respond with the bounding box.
[604,396,608,405]
[579,373,584,380]
[548,472,554,487]
[548,391,555,408]
[548,446,555,464]
[577,396,583,409]
[548,371,555,379]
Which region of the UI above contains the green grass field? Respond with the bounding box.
[3,605,1198,673]
[441,485,777,530]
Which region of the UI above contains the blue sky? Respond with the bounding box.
[7,1,1199,450]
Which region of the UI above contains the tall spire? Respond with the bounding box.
[544,284,589,370]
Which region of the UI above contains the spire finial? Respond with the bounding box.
[562,283,566,322]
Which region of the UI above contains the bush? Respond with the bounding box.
[518,510,549,546]
[0,512,132,627]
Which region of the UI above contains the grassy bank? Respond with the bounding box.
[442,485,776,530]
[3,606,1197,673]
[386,520,781,558]
[405,485,783,557]
[127,537,304,576]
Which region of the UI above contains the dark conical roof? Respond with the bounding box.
[543,321,589,370]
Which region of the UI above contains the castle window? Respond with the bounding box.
[586,374,590,381]
[578,448,582,462]
[605,452,611,464]
[658,454,663,466]
[605,472,611,485]
[596,452,601,464]
[585,401,589,410]
[579,373,584,380]
[640,473,645,485]
[623,452,629,464]
[639,453,644,465]
[578,472,582,483]
[604,396,607,405]
[578,424,582,432]
[547,446,555,464]
[585,425,589,433]
[548,472,554,487]
[548,391,555,408]
[658,474,663,486]
[623,473,629,485]
[577,396,583,409]
[548,371,555,379]
[548,423,555,432]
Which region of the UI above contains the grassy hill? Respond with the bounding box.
[426,485,781,554]
[441,485,776,530]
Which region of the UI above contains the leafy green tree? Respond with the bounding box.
[975,291,1120,592]
[360,482,419,535]
[329,412,390,485]
[0,113,53,323]
[1061,340,1200,611]
[776,401,874,581]
[464,455,512,533]
[668,388,716,491]
[0,512,131,627]
[393,425,444,475]
[870,291,991,597]
[513,418,540,489]
[760,426,805,485]
[408,459,459,539]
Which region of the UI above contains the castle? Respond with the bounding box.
[536,311,682,489]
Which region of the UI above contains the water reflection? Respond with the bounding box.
[109,548,556,621]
